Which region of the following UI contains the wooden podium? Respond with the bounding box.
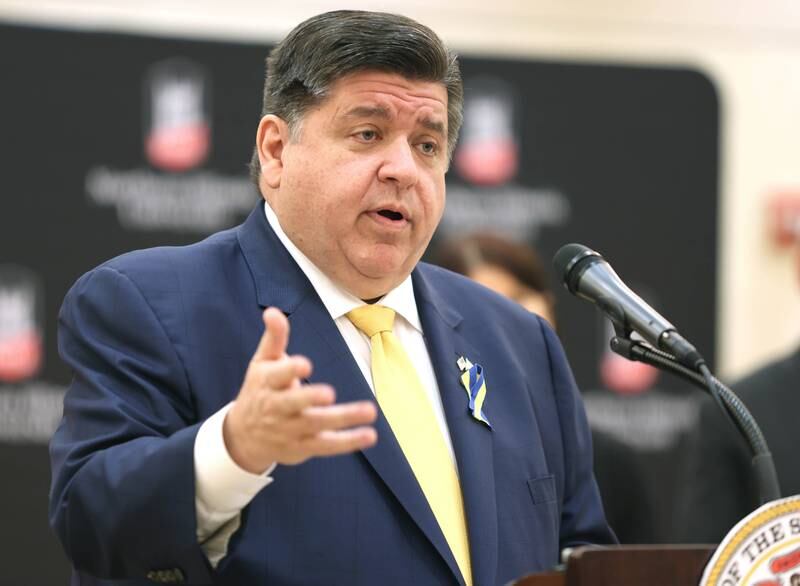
[512,545,716,586]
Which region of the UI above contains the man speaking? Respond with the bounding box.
[50,10,615,585]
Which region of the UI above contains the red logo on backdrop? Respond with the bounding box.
[144,58,211,172]
[600,352,660,395]
[0,267,42,383]
[455,79,519,186]
[599,313,659,395]
[768,191,800,247]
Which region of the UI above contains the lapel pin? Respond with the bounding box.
[457,356,491,429]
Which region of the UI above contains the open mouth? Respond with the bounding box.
[377,209,404,221]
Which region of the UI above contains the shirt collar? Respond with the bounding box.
[263,201,422,332]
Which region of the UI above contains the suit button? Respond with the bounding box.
[146,568,185,583]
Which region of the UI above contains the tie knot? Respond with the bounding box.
[347,304,396,338]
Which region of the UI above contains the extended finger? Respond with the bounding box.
[252,307,290,362]
[301,427,378,457]
[297,401,377,435]
[271,384,336,416]
[249,355,312,390]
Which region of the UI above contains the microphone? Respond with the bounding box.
[553,243,705,370]
[554,243,782,504]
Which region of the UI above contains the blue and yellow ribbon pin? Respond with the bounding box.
[457,357,491,429]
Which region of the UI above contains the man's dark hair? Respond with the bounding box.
[249,10,463,183]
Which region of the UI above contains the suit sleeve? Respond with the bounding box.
[539,321,618,548]
[49,265,214,583]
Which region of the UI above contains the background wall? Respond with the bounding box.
[2,0,799,379]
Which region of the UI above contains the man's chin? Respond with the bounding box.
[351,275,403,301]
[345,262,411,300]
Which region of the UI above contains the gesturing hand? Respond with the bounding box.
[223,307,378,474]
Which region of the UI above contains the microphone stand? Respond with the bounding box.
[608,335,781,506]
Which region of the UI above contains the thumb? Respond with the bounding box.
[252,307,289,362]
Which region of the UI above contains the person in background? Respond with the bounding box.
[682,245,800,543]
[433,233,556,327]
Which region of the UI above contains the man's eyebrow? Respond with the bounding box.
[341,105,446,137]
[342,105,392,120]
[420,117,446,137]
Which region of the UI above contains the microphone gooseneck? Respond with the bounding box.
[554,242,781,506]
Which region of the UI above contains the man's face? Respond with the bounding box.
[258,70,449,300]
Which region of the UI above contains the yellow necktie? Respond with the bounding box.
[347,305,472,586]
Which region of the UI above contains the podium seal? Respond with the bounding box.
[701,495,800,586]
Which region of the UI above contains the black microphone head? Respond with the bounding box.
[553,243,604,294]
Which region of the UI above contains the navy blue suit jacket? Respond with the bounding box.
[50,204,614,585]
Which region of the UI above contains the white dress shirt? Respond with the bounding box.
[193,201,455,566]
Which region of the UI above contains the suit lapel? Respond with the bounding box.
[236,205,463,584]
[414,268,499,586]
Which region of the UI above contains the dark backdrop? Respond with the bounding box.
[0,23,717,583]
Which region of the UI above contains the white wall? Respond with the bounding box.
[2,0,799,378]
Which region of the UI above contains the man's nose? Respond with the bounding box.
[377,138,419,190]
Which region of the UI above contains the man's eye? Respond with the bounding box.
[357,130,378,141]
[418,142,438,155]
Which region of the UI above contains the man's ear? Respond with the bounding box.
[256,115,290,189]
